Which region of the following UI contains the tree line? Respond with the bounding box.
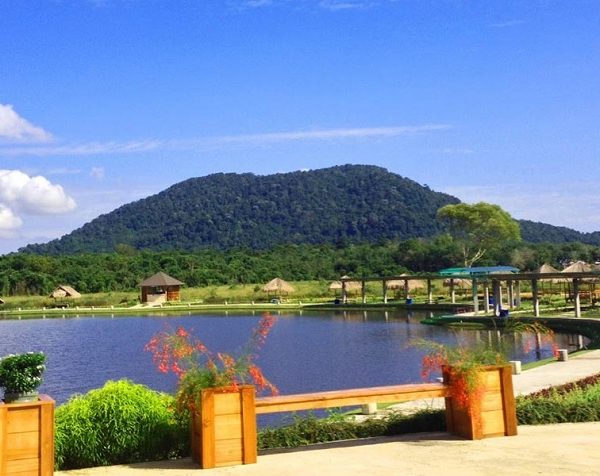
[3,238,600,296]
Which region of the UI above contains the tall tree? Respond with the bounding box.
[437,202,521,267]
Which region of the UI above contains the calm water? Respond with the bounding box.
[0,310,583,408]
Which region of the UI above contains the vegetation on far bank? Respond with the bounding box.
[4,238,600,298]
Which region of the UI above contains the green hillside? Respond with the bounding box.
[21,165,459,254]
[19,164,600,255]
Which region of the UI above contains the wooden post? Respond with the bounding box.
[450,279,456,304]
[427,279,433,304]
[342,281,347,304]
[382,280,388,304]
[0,395,54,476]
[531,279,540,317]
[573,278,581,318]
[361,280,366,304]
[472,278,479,315]
[508,281,514,309]
[484,284,490,314]
[492,280,501,317]
[404,279,409,300]
[515,281,521,307]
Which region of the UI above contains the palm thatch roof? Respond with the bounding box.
[262,278,295,294]
[562,261,593,273]
[386,276,425,291]
[139,272,184,287]
[537,263,560,274]
[330,276,362,291]
[50,285,81,299]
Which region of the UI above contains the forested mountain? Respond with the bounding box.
[21,165,460,254]
[519,220,600,245]
[19,164,600,255]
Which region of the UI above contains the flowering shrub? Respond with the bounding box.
[420,342,503,410]
[0,352,46,394]
[145,313,278,412]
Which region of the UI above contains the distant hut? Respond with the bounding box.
[329,276,361,294]
[442,278,472,289]
[139,272,184,304]
[49,285,81,299]
[537,263,560,274]
[262,278,295,296]
[386,276,425,297]
[562,261,593,273]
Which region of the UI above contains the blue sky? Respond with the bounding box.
[0,0,599,254]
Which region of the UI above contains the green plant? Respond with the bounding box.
[145,313,278,413]
[0,352,46,395]
[257,409,445,450]
[54,380,187,470]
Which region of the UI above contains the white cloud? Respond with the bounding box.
[0,205,23,238]
[0,124,452,157]
[319,0,373,11]
[90,167,105,179]
[0,170,76,215]
[490,20,526,28]
[0,104,53,143]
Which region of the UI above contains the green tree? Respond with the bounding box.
[437,202,521,267]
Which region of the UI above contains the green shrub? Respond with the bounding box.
[258,409,445,450]
[517,383,600,425]
[54,380,188,470]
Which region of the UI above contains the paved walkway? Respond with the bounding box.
[57,350,600,476]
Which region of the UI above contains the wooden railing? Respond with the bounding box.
[256,383,449,414]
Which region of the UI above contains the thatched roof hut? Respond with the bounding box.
[386,276,425,291]
[49,285,81,299]
[139,272,184,303]
[562,261,593,273]
[330,276,361,292]
[262,278,295,295]
[537,263,560,274]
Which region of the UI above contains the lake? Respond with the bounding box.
[0,310,583,409]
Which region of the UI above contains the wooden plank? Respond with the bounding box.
[256,383,448,414]
[214,438,243,466]
[480,392,503,412]
[200,390,216,469]
[214,414,242,440]
[481,410,506,436]
[7,409,39,434]
[481,371,501,392]
[6,431,39,460]
[40,399,54,476]
[499,365,518,436]
[240,386,257,465]
[6,457,39,474]
[213,393,241,416]
[0,406,7,476]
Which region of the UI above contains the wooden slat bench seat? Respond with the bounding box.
[256,382,449,414]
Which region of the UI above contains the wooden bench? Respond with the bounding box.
[256,383,449,414]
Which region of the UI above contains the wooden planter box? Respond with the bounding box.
[444,364,517,440]
[191,385,257,469]
[0,395,54,476]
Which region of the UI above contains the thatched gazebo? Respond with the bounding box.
[262,278,295,296]
[49,285,81,299]
[139,272,184,304]
[329,275,361,294]
[562,261,593,273]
